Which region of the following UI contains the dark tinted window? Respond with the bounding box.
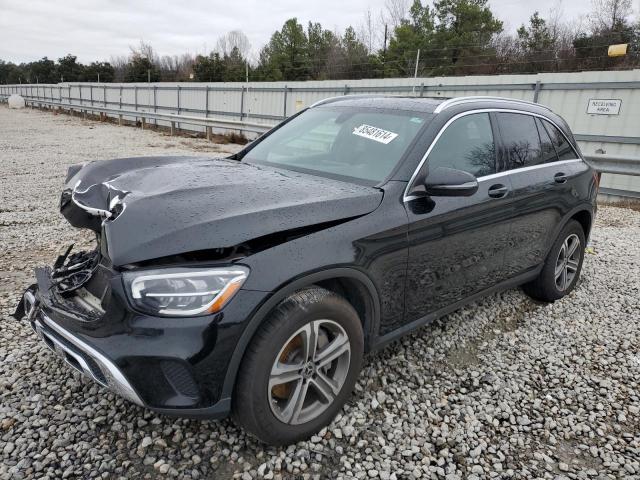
[535,117,559,163]
[427,113,496,177]
[497,113,543,169]
[541,119,578,160]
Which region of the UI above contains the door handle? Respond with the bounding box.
[554,172,568,184]
[488,183,509,198]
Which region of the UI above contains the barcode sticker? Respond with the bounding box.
[352,124,398,144]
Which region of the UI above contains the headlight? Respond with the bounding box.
[123,266,249,317]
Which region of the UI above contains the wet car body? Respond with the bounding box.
[15,96,598,419]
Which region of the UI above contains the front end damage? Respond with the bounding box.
[13,155,383,417]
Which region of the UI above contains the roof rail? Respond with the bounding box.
[433,96,551,114]
[310,94,385,108]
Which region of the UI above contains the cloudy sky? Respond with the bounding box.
[0,0,627,64]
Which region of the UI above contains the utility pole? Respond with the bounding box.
[383,24,388,78]
[413,49,420,79]
[97,73,100,83]
[246,62,249,83]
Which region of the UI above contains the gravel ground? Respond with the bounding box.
[1,105,640,480]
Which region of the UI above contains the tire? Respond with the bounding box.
[232,287,364,445]
[523,220,586,302]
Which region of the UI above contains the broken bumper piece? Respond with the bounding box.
[19,287,144,406]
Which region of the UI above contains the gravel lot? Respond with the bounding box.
[1,105,640,480]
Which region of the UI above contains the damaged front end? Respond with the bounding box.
[60,180,128,232]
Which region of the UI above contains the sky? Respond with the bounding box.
[0,0,628,64]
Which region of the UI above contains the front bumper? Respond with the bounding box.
[16,266,269,419]
[23,290,144,406]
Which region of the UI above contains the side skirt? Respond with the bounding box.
[370,266,542,352]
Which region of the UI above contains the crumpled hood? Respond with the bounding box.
[61,156,383,266]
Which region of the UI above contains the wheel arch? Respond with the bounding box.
[544,205,594,258]
[220,267,381,401]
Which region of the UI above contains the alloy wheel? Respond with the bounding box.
[268,319,351,425]
[555,233,581,291]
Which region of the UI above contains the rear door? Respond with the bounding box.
[401,112,513,326]
[495,112,582,277]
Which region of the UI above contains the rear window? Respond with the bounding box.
[243,107,429,183]
[540,119,578,161]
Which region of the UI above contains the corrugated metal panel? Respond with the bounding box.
[3,70,639,191]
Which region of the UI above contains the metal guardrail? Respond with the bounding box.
[584,154,640,176]
[0,94,272,135]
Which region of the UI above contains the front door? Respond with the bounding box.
[402,112,514,326]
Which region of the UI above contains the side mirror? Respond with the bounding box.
[423,167,479,197]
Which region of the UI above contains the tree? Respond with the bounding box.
[432,0,503,74]
[385,0,436,76]
[84,62,115,82]
[193,52,225,82]
[57,54,85,82]
[516,12,556,71]
[28,57,57,83]
[124,55,160,82]
[216,30,251,58]
[259,18,310,80]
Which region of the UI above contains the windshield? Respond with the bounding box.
[243,106,430,183]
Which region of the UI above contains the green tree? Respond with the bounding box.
[28,57,57,83]
[517,12,556,71]
[193,52,225,82]
[432,0,503,74]
[57,54,85,82]
[259,18,310,80]
[307,22,340,79]
[84,62,115,82]
[124,55,160,82]
[222,47,246,82]
[385,0,436,76]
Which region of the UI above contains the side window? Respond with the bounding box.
[496,113,543,169]
[535,117,559,163]
[427,113,496,177]
[541,119,578,160]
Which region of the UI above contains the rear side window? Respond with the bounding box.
[426,113,496,177]
[496,113,543,169]
[541,119,578,160]
[535,117,559,163]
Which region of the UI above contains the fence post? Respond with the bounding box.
[205,86,209,118]
[282,85,288,119]
[90,84,93,106]
[104,85,107,107]
[134,85,138,110]
[344,84,349,95]
[533,80,541,103]
[419,82,425,97]
[119,85,122,109]
[78,85,82,105]
[177,85,181,130]
[153,85,157,126]
[240,86,245,120]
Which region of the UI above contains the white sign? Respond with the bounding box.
[587,99,621,115]
[352,124,398,144]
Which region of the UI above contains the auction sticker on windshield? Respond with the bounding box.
[353,124,398,144]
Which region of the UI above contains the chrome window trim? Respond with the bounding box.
[403,108,583,202]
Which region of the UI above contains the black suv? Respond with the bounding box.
[15,96,598,445]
